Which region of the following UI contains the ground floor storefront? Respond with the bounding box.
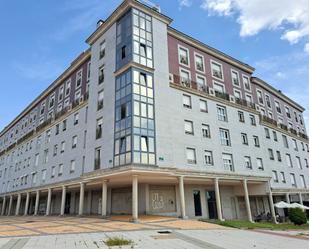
[0,167,308,222]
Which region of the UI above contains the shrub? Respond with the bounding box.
[105,237,133,247]
[288,208,307,225]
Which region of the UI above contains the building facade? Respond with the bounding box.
[0,0,308,221]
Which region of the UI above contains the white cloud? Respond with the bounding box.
[179,0,192,9]
[305,43,309,54]
[200,0,309,51]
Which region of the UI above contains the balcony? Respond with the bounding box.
[279,123,288,131]
[235,98,256,110]
[298,132,308,140]
[172,74,209,94]
[259,114,277,126]
[290,128,297,135]
[215,91,230,101]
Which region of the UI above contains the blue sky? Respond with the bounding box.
[0,0,309,131]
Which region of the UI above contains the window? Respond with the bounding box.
[265,128,270,138]
[179,46,189,66]
[121,45,126,59]
[55,124,59,135]
[265,94,271,108]
[72,136,77,149]
[184,120,194,135]
[211,61,223,80]
[49,94,55,109]
[63,119,67,131]
[35,154,39,167]
[296,157,302,169]
[96,118,103,139]
[286,154,293,167]
[97,91,104,110]
[87,62,91,81]
[195,54,204,72]
[76,70,82,88]
[202,124,210,138]
[180,69,190,87]
[243,76,251,91]
[204,151,213,165]
[272,171,278,183]
[74,113,79,125]
[282,135,289,148]
[45,130,51,144]
[58,85,64,102]
[238,111,245,122]
[249,115,256,126]
[98,66,104,84]
[279,172,286,183]
[268,149,274,160]
[186,148,196,164]
[32,172,37,184]
[300,175,306,188]
[244,156,252,169]
[292,139,298,151]
[305,158,309,168]
[234,89,241,100]
[276,151,282,161]
[70,160,76,173]
[290,173,296,187]
[199,99,208,112]
[252,135,260,147]
[53,145,58,156]
[222,153,234,171]
[272,131,278,141]
[99,40,106,59]
[61,141,65,153]
[275,101,281,114]
[217,105,227,122]
[231,70,240,86]
[51,166,56,178]
[58,164,63,176]
[257,158,264,170]
[219,128,231,146]
[42,169,47,182]
[183,94,191,108]
[241,133,248,145]
[94,147,101,170]
[65,79,71,97]
[213,82,224,93]
[43,149,49,164]
[257,90,264,105]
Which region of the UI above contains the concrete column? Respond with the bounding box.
[285,193,290,203]
[268,191,277,224]
[60,186,67,216]
[178,176,187,219]
[34,190,40,215]
[24,192,30,216]
[298,193,303,205]
[15,194,21,216]
[7,195,13,216]
[102,180,108,217]
[145,184,150,214]
[1,196,6,216]
[214,178,223,221]
[78,182,85,216]
[46,188,52,216]
[243,179,253,223]
[132,175,138,222]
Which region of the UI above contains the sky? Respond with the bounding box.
[0,0,309,131]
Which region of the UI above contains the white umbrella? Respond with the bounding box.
[274,201,292,208]
[290,202,309,210]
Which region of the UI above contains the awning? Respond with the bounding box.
[274,201,291,208]
[290,202,309,210]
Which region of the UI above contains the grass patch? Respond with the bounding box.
[200,219,309,230]
[105,237,133,247]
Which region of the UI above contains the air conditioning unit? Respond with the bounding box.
[230,96,235,103]
[209,88,215,96]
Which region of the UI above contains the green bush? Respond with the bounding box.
[105,237,133,247]
[288,208,307,225]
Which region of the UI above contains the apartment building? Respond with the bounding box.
[0,0,308,222]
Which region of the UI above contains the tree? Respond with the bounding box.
[288,208,307,225]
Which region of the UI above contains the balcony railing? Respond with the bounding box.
[259,114,277,126]
[299,132,308,140]
[290,128,297,135]
[172,74,209,94]
[215,91,230,101]
[280,123,288,131]
[235,98,256,110]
